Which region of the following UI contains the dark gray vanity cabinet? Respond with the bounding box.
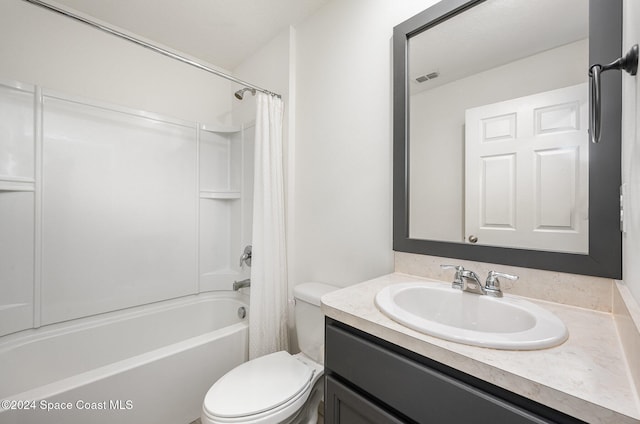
[324,318,585,424]
[325,376,407,424]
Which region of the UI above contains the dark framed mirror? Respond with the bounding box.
[393,0,622,278]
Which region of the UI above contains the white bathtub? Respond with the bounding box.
[0,291,248,424]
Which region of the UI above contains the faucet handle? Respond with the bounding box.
[440,264,465,289]
[440,264,464,272]
[485,271,518,297]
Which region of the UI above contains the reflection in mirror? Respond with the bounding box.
[393,0,622,278]
[408,0,589,254]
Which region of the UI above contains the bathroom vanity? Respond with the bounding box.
[322,274,640,424]
[325,319,580,423]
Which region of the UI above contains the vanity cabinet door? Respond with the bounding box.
[325,319,583,424]
[325,375,406,424]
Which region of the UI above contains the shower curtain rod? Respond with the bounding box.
[23,0,282,99]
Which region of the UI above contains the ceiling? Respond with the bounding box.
[409,0,588,94]
[50,0,330,70]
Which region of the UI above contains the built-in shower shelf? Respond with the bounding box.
[199,191,241,200]
[199,123,241,134]
[0,178,35,192]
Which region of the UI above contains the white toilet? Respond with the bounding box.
[201,282,337,424]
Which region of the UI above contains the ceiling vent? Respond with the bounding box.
[415,71,440,83]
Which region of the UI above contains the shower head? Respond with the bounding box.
[234,87,256,100]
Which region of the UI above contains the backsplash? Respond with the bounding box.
[394,252,613,312]
[613,282,640,396]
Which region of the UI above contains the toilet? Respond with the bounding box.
[201,282,337,424]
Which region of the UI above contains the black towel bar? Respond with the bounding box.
[589,44,638,143]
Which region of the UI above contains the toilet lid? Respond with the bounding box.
[203,351,314,419]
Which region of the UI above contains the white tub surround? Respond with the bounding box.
[0,79,252,336]
[321,273,640,424]
[0,292,248,424]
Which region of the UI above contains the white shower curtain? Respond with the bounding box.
[249,93,289,359]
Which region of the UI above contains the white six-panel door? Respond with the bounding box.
[465,83,588,254]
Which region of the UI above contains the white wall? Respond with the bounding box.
[232,0,438,290]
[622,0,640,304]
[291,0,440,287]
[232,28,292,126]
[0,0,232,124]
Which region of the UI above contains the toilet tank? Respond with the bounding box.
[293,282,337,364]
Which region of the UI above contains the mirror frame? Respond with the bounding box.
[393,0,622,278]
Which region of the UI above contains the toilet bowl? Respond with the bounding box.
[201,282,337,424]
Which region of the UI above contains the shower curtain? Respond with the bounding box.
[249,93,288,359]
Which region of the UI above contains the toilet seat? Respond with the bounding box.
[202,351,318,424]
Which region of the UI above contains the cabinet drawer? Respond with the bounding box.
[325,322,552,424]
[326,375,406,424]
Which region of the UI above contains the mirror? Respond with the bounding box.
[393,0,622,278]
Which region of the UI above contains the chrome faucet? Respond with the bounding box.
[233,278,251,291]
[440,265,485,295]
[459,268,486,295]
[440,265,518,297]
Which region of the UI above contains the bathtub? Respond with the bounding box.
[0,291,248,424]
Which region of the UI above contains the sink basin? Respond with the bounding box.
[375,282,568,350]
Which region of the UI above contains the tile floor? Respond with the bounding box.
[190,417,324,424]
[190,403,324,424]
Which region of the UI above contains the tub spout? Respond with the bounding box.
[233,279,251,291]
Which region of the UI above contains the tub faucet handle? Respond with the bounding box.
[239,245,252,267]
[233,278,251,291]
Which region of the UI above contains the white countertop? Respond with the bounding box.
[321,273,640,424]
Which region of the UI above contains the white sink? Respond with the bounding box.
[375,282,568,350]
